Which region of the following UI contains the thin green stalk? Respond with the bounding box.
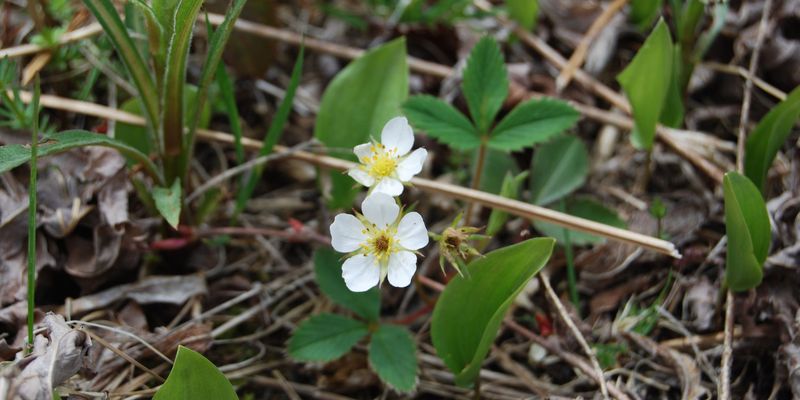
[560,199,579,311]
[464,137,488,225]
[26,77,40,354]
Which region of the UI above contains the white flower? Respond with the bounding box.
[347,116,427,196]
[330,192,429,292]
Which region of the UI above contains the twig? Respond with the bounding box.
[250,376,355,400]
[723,0,772,397]
[703,62,786,101]
[0,22,104,58]
[81,329,166,382]
[185,141,314,202]
[12,91,682,258]
[272,370,303,400]
[1,13,726,182]
[539,272,609,400]
[555,0,628,92]
[504,319,632,400]
[475,0,726,184]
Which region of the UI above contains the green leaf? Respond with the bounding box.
[0,130,161,184]
[659,44,685,128]
[431,238,555,387]
[161,0,203,178]
[315,38,408,209]
[486,171,528,236]
[630,0,663,30]
[314,248,380,322]
[81,0,159,129]
[723,172,770,292]
[617,18,673,150]
[153,345,238,400]
[534,198,626,246]
[505,0,538,30]
[462,37,508,135]
[288,314,369,362]
[153,179,182,229]
[529,134,589,206]
[369,324,418,392]
[235,46,305,216]
[489,98,580,151]
[744,86,800,193]
[402,95,479,149]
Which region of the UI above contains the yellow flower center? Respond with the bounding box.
[362,226,396,262]
[364,144,398,178]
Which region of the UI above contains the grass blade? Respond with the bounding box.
[234,46,304,216]
[161,0,203,182]
[181,0,248,179]
[25,77,40,353]
[81,0,159,131]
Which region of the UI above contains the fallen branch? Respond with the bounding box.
[11,90,681,258]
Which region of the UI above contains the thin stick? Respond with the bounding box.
[723,1,772,397]
[0,22,104,58]
[703,62,786,101]
[475,0,725,184]
[504,319,631,400]
[81,329,166,382]
[539,272,609,400]
[555,0,628,92]
[12,91,681,258]
[1,13,725,182]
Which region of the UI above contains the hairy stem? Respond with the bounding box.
[560,200,579,311]
[25,78,40,353]
[464,138,488,225]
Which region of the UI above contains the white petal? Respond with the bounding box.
[342,254,380,292]
[395,148,427,181]
[330,214,366,253]
[387,251,417,288]
[361,192,399,227]
[397,212,429,250]
[347,168,375,187]
[354,143,372,162]
[372,177,404,197]
[380,116,414,156]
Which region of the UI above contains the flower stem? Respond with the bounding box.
[25,77,40,354]
[464,138,488,225]
[560,199,579,312]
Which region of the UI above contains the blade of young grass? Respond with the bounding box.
[81,0,159,132]
[181,0,248,180]
[233,46,304,216]
[204,15,244,165]
[161,0,203,183]
[26,77,40,353]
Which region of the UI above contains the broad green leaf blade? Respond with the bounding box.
[368,324,418,392]
[486,171,528,236]
[505,0,538,30]
[723,172,770,291]
[81,0,159,129]
[659,44,685,128]
[489,98,580,151]
[153,345,238,400]
[431,238,555,387]
[529,135,589,205]
[0,130,161,183]
[462,37,508,135]
[402,95,479,149]
[315,38,408,209]
[161,0,203,179]
[288,313,369,361]
[182,1,248,176]
[153,179,182,229]
[314,248,380,322]
[534,198,626,246]
[630,0,663,30]
[235,47,305,216]
[617,18,673,150]
[744,86,800,193]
